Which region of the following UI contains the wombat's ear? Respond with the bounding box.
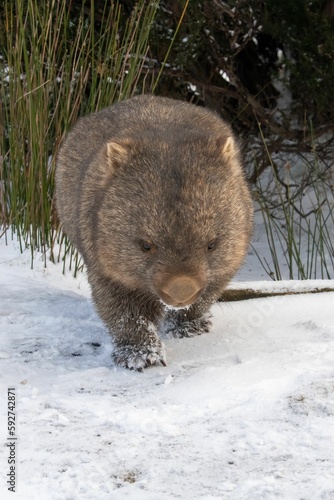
[105,140,130,169]
[217,136,237,161]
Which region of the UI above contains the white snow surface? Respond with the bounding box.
[1,236,334,499]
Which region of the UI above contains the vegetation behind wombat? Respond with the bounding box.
[55,95,253,370]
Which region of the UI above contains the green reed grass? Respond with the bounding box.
[0,0,161,272]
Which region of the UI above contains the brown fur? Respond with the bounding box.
[55,95,253,370]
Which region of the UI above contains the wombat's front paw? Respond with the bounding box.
[164,314,212,339]
[112,340,167,371]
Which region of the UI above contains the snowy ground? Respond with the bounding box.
[1,232,334,499]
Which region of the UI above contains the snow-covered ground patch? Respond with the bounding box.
[1,236,334,499]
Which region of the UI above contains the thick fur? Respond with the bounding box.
[55,95,253,370]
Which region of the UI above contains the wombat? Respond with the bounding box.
[55,95,253,370]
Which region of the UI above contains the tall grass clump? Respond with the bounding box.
[254,126,334,280]
[0,0,161,271]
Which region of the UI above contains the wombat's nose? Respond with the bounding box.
[159,275,203,307]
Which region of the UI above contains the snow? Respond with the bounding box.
[219,70,230,83]
[1,234,334,499]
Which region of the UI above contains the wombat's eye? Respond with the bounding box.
[207,239,218,252]
[140,240,152,252]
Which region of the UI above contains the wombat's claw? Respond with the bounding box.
[112,342,167,371]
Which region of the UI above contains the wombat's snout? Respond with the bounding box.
[159,275,204,307]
